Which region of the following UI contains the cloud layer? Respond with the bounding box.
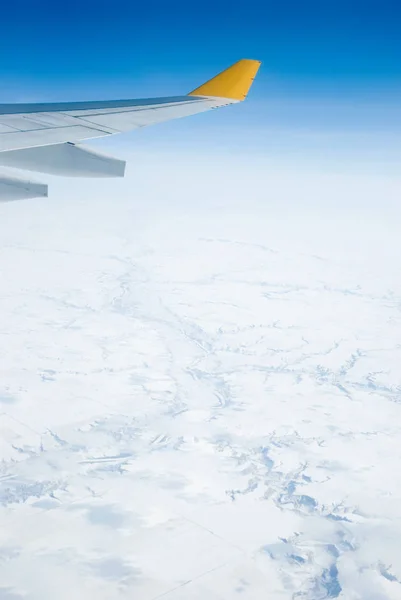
[0,154,400,599]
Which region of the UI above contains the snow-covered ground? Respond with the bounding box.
[0,155,400,599]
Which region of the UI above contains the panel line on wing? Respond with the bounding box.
[1,122,117,137]
[66,100,205,119]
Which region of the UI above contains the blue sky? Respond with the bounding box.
[1,0,399,87]
[0,0,400,168]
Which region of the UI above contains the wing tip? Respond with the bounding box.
[188,58,261,101]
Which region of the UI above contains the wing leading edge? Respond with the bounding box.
[0,59,261,200]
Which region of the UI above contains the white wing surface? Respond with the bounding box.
[0,95,229,153]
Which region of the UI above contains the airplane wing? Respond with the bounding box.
[0,59,261,200]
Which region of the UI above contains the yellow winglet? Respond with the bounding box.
[188,59,261,101]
